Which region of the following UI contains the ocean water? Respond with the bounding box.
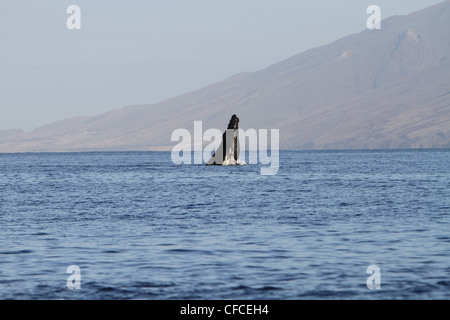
[0,150,449,300]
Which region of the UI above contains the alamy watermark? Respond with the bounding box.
[366,265,381,290]
[65,5,380,31]
[367,5,381,30]
[66,265,81,290]
[171,121,280,176]
[64,4,381,32]
[64,264,381,292]
[66,5,81,30]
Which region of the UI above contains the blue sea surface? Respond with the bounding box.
[0,150,449,300]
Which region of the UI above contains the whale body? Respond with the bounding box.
[206,114,244,166]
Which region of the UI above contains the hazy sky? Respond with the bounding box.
[0,0,445,131]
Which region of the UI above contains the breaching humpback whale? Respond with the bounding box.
[206,114,243,166]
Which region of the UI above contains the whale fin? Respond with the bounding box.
[206,114,243,166]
